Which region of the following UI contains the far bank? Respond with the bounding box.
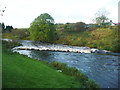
[2,26,119,53]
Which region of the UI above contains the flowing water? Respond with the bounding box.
[9,39,120,88]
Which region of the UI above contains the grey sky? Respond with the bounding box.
[0,0,119,28]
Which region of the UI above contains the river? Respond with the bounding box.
[4,39,120,88]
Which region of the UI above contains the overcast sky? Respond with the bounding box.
[0,0,119,28]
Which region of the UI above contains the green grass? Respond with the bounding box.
[2,45,82,88]
[55,27,119,52]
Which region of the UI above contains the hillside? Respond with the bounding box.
[55,26,119,52]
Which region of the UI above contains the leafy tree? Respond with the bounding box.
[29,13,56,42]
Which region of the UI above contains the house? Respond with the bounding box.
[113,23,120,26]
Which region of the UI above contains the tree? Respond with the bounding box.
[6,25,13,32]
[93,8,109,25]
[29,13,56,42]
[2,23,5,30]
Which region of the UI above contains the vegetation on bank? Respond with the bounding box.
[2,25,119,52]
[51,61,99,88]
[55,26,119,52]
[2,41,99,88]
[2,29,30,40]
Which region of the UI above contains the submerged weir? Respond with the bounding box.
[3,38,110,54]
[12,40,110,54]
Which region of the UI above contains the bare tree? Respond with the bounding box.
[93,8,110,24]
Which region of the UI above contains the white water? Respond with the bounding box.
[10,39,111,54]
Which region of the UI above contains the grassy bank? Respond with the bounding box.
[55,27,119,52]
[2,42,99,88]
[2,46,80,88]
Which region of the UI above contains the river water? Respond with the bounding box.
[11,40,120,88]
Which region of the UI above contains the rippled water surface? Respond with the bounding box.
[12,40,119,88]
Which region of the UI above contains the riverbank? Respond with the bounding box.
[54,27,119,53]
[2,42,99,88]
[2,26,119,53]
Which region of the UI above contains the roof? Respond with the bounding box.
[113,23,120,25]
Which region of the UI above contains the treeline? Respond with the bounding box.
[0,23,13,33]
[55,21,112,32]
[56,22,87,32]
